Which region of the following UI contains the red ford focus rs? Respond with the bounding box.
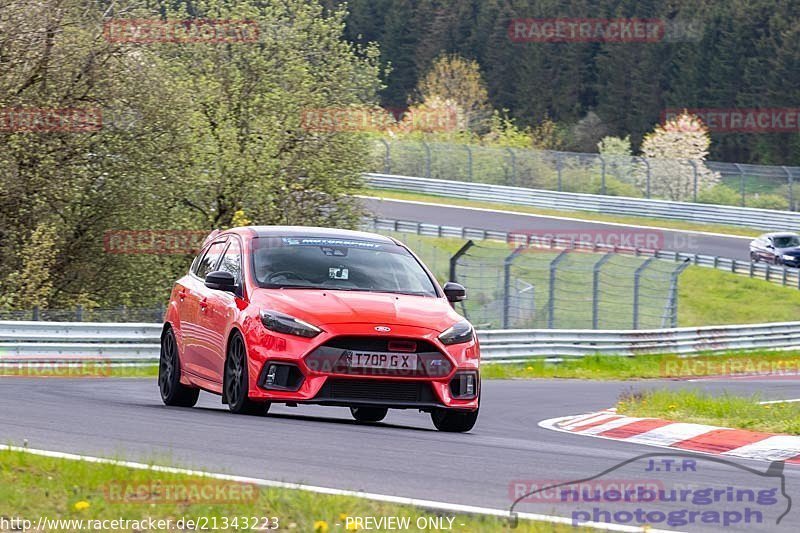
[159,226,480,432]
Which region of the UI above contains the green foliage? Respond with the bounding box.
[747,193,790,211]
[0,0,382,309]
[697,184,743,206]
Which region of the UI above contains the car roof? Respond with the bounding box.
[225,225,396,244]
[761,232,800,238]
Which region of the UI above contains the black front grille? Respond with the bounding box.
[313,378,440,407]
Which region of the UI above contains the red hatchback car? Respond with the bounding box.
[159,226,480,432]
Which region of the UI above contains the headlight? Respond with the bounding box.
[260,310,322,338]
[438,320,474,345]
[783,255,795,261]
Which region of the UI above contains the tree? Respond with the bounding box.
[637,112,720,201]
[416,54,491,133]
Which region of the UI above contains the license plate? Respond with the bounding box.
[346,351,417,370]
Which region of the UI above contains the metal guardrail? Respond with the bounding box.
[365,173,800,231]
[2,320,800,364]
[366,217,800,290]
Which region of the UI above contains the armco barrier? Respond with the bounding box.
[365,173,800,231]
[2,320,800,364]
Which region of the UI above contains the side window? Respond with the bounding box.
[194,240,228,279]
[218,239,242,283]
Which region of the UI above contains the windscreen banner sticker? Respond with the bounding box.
[281,237,382,249]
[329,267,349,280]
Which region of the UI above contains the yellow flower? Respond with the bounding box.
[338,514,349,522]
[73,501,90,511]
[313,520,329,533]
[346,521,359,531]
[526,366,533,371]
[764,405,772,409]
[668,404,677,409]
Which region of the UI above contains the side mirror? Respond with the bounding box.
[205,271,237,293]
[443,282,467,303]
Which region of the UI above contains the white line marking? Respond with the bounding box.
[759,398,800,405]
[360,195,754,241]
[577,417,648,436]
[561,412,619,430]
[0,445,678,533]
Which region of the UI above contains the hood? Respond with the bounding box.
[251,289,463,332]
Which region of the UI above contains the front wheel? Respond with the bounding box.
[159,328,199,407]
[350,406,388,423]
[750,251,759,263]
[224,332,270,416]
[431,408,479,432]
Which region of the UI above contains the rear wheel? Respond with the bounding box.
[350,406,388,423]
[431,408,478,432]
[224,332,270,416]
[750,252,759,263]
[775,255,783,266]
[159,328,199,407]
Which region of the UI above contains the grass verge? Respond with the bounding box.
[616,389,800,435]
[365,189,761,237]
[0,449,577,532]
[480,350,800,381]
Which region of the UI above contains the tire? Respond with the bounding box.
[775,256,783,266]
[159,327,200,407]
[750,252,759,263]
[350,406,388,423]
[431,408,479,432]
[224,332,270,415]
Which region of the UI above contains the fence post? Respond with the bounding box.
[592,253,614,329]
[379,138,390,174]
[502,246,524,328]
[599,155,606,195]
[422,141,431,178]
[641,157,651,198]
[507,148,517,186]
[76,305,83,322]
[783,166,794,211]
[465,144,473,182]
[548,250,570,328]
[633,257,656,329]
[556,152,564,191]
[449,240,474,283]
[688,160,698,202]
[667,259,691,328]
[32,305,39,321]
[734,163,745,206]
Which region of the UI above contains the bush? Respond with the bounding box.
[697,184,741,206]
[748,193,790,211]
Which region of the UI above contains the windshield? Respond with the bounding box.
[252,236,438,296]
[773,235,800,248]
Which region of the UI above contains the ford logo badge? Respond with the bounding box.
[374,326,391,332]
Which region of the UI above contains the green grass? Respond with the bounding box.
[365,189,762,237]
[678,266,800,326]
[480,350,800,381]
[617,389,800,435]
[0,449,578,532]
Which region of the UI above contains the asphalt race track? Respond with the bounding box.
[3,377,800,532]
[362,197,752,261]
